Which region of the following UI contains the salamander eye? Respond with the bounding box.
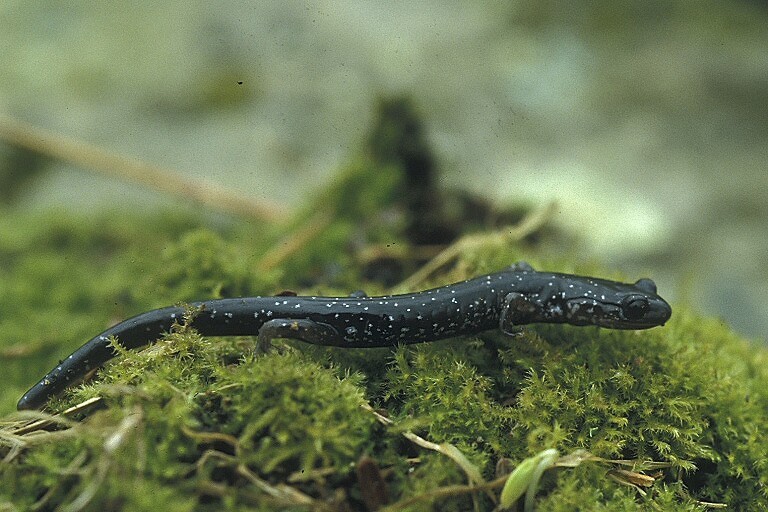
[622,296,650,320]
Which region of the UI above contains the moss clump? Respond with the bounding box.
[2,188,768,511]
[378,312,768,510]
[1,104,767,510]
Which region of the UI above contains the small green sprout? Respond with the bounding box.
[500,448,559,511]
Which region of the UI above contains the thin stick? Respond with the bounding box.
[256,211,333,272]
[0,115,288,223]
[396,202,557,291]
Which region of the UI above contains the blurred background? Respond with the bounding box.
[1,1,766,340]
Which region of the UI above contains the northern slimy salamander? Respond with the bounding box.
[17,263,671,410]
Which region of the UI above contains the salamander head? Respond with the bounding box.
[500,271,672,330]
[559,276,672,329]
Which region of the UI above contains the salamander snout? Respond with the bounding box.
[618,293,672,328]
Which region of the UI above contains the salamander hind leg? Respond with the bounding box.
[257,319,342,352]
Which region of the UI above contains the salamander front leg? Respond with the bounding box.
[508,261,534,272]
[257,319,342,352]
[499,292,539,336]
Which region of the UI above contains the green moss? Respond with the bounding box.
[283,156,410,288]
[2,122,767,510]
[385,343,514,459]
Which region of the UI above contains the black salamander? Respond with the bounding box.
[17,263,671,410]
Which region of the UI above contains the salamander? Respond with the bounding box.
[17,262,671,410]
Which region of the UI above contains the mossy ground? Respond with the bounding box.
[1,107,767,510]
